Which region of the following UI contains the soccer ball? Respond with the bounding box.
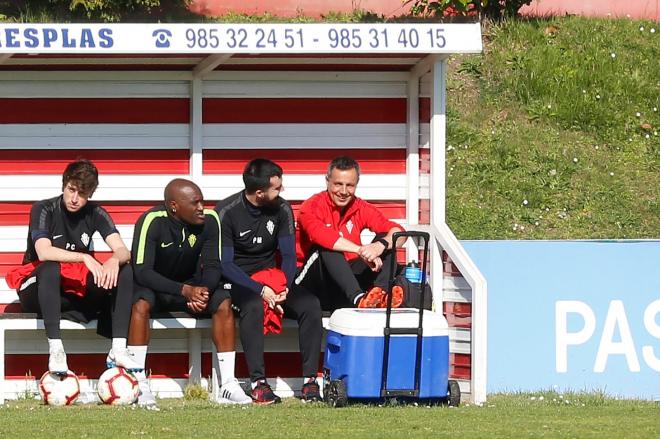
[38,370,80,406]
[97,367,140,405]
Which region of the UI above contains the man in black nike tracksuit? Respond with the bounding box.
[215,159,322,404]
[127,178,251,408]
[15,159,139,376]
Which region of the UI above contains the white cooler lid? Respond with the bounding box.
[327,308,449,337]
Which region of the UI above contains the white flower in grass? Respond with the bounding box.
[573,157,578,163]
[530,396,536,400]
[640,26,645,31]
[596,94,601,100]
[610,53,616,59]
[636,112,641,117]
[654,107,657,112]
[651,28,656,33]
[549,169,557,176]
[523,199,529,206]
[646,134,651,139]
[547,104,552,109]
[539,396,544,401]
[535,221,539,226]
[610,172,615,176]
[447,145,454,151]
[595,145,599,150]
[520,225,525,231]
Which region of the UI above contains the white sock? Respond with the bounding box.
[128,345,148,370]
[48,338,64,351]
[216,351,236,385]
[112,338,127,352]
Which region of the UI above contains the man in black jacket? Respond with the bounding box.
[128,178,251,408]
[215,159,322,404]
[16,159,138,375]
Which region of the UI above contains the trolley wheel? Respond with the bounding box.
[324,379,348,408]
[447,380,461,407]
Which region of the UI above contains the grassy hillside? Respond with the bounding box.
[445,17,658,239]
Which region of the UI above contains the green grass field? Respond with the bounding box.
[0,392,657,438]
[445,16,658,240]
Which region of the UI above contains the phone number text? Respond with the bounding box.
[183,26,447,50]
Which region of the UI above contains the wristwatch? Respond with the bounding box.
[375,237,389,250]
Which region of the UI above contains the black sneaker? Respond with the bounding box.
[251,380,281,405]
[301,379,321,402]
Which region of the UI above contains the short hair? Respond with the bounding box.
[62,159,99,196]
[327,156,360,179]
[242,158,283,193]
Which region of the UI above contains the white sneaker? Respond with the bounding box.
[215,379,252,405]
[137,378,159,410]
[48,347,68,374]
[106,348,143,371]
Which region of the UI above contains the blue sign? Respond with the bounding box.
[462,240,660,400]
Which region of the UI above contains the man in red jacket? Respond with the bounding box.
[296,156,405,310]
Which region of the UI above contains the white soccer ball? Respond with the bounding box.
[97,367,140,405]
[38,370,80,406]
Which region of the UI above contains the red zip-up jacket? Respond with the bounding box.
[297,191,403,264]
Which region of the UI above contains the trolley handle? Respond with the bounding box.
[380,230,431,398]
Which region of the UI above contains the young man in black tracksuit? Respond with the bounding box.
[215,159,322,404]
[128,178,251,408]
[15,159,139,375]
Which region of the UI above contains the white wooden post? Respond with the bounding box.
[189,76,203,180]
[429,59,447,300]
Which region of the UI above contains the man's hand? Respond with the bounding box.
[365,256,383,272]
[275,287,288,304]
[187,300,208,313]
[262,285,284,314]
[358,241,386,264]
[82,253,104,286]
[181,284,209,304]
[98,256,120,290]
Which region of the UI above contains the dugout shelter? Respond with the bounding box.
[0,22,486,404]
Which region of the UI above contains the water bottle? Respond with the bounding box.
[404,261,422,284]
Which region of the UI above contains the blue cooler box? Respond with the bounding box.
[324,308,450,399]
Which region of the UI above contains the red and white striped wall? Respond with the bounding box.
[0,53,483,402]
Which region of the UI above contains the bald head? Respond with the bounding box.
[164,178,205,225]
[164,178,201,203]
